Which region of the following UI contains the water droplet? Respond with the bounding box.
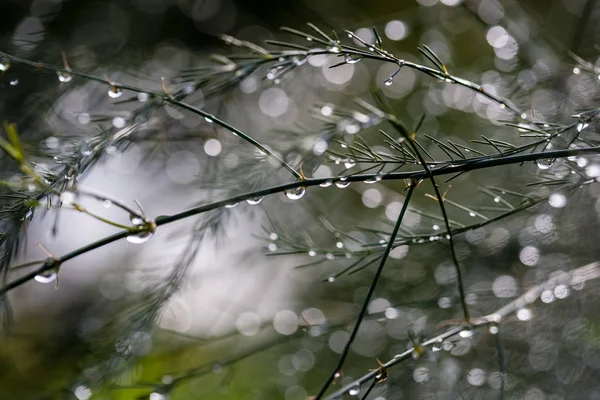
[493,197,501,203]
[108,87,123,98]
[126,230,153,244]
[60,191,75,206]
[35,269,57,284]
[489,325,499,334]
[432,340,443,352]
[459,329,474,338]
[327,276,335,282]
[535,158,555,170]
[344,55,361,64]
[344,160,356,169]
[225,202,238,208]
[308,250,317,257]
[325,253,335,260]
[336,241,344,248]
[411,349,421,360]
[284,187,306,200]
[573,67,581,74]
[137,92,149,102]
[103,200,112,208]
[129,214,144,225]
[348,385,360,396]
[384,77,393,86]
[292,57,307,66]
[364,178,378,184]
[306,37,313,41]
[246,196,264,205]
[0,58,10,71]
[499,103,506,109]
[205,117,213,123]
[10,79,19,86]
[127,217,156,244]
[577,122,589,132]
[269,233,278,240]
[320,180,333,187]
[57,71,72,83]
[335,180,350,188]
[469,212,476,217]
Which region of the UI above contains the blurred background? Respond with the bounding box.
[1,0,600,399]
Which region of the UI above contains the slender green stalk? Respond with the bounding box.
[313,183,416,400]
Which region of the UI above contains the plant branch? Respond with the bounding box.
[313,183,416,399]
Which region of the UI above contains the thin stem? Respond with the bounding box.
[165,98,301,179]
[313,183,416,400]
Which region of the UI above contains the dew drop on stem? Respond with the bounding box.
[127,217,156,244]
[108,87,123,99]
[246,196,264,205]
[320,180,333,187]
[535,158,555,170]
[34,269,57,284]
[127,230,153,244]
[129,213,144,226]
[284,187,306,200]
[345,55,361,64]
[348,385,360,396]
[335,180,350,188]
[225,202,238,208]
[57,71,72,83]
[384,77,393,86]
